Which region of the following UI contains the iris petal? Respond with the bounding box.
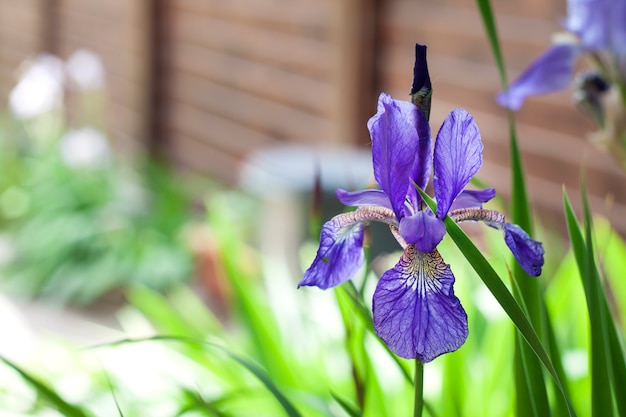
[298,213,365,290]
[373,246,468,362]
[449,209,545,277]
[497,43,580,110]
[406,108,432,212]
[369,93,421,220]
[336,188,392,210]
[504,223,545,277]
[398,211,446,253]
[433,109,483,219]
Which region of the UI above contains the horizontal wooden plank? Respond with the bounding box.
[167,11,332,79]
[166,100,278,155]
[397,0,565,23]
[105,100,147,142]
[164,130,242,184]
[164,71,334,144]
[382,1,563,70]
[0,1,43,26]
[379,46,592,138]
[166,42,333,115]
[56,8,146,54]
[55,40,149,85]
[168,0,333,39]
[58,0,138,20]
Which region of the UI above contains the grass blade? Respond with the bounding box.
[564,189,614,416]
[0,355,92,417]
[95,336,304,417]
[330,392,362,417]
[444,217,575,416]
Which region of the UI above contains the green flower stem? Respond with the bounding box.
[413,359,424,417]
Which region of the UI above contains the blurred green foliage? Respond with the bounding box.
[0,185,623,416]
[0,115,194,305]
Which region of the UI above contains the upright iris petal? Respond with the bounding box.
[373,246,468,362]
[433,109,483,219]
[369,93,421,220]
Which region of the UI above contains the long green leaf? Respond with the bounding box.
[0,356,92,417]
[564,189,614,416]
[581,188,614,416]
[330,392,363,417]
[419,190,577,416]
[444,217,575,416]
[473,1,552,414]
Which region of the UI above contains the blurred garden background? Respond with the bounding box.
[0,0,623,416]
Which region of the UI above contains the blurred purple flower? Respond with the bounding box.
[299,90,544,362]
[497,0,626,110]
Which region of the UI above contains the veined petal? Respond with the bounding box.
[398,211,446,253]
[449,208,545,277]
[373,246,468,362]
[336,188,392,210]
[450,188,496,211]
[298,213,365,290]
[497,43,580,110]
[433,109,483,219]
[369,93,421,219]
[504,223,545,277]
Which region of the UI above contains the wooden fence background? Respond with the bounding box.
[1,0,625,235]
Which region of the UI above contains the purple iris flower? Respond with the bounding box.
[497,0,626,110]
[298,89,544,362]
[299,44,543,362]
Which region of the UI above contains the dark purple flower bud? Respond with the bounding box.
[411,44,433,121]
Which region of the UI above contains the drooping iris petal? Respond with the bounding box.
[398,211,446,253]
[450,208,545,277]
[496,43,580,110]
[504,223,545,277]
[298,213,365,290]
[373,246,468,362]
[433,109,483,219]
[449,188,496,211]
[336,188,392,210]
[368,92,421,220]
[566,0,612,51]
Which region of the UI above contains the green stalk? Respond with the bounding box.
[413,360,424,417]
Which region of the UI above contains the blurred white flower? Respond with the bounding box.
[65,49,106,90]
[8,54,64,119]
[58,126,111,169]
